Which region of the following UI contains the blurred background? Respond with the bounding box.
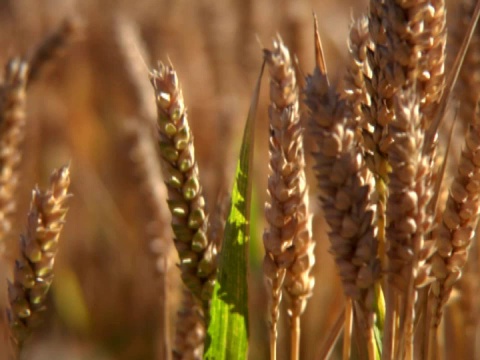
[0,0,477,359]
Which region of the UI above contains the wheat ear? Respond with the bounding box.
[27,17,81,85]
[385,90,435,359]
[7,166,71,351]
[430,100,480,328]
[149,63,217,311]
[263,38,314,360]
[124,120,173,359]
[305,31,380,360]
[0,60,28,258]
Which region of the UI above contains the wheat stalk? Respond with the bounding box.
[263,37,314,360]
[7,165,71,352]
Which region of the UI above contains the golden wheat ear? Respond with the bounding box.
[0,59,29,258]
[385,90,436,360]
[7,165,71,352]
[262,37,314,360]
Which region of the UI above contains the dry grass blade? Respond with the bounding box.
[0,59,28,258]
[7,165,71,351]
[149,63,217,316]
[263,37,314,360]
[305,27,380,360]
[27,17,82,85]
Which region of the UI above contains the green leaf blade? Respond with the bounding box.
[204,62,265,360]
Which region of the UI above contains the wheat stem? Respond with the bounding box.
[343,299,353,360]
[291,314,300,360]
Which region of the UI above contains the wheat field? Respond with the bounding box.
[0,0,479,359]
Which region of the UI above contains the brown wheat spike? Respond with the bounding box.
[173,289,205,360]
[149,63,217,312]
[430,100,480,328]
[7,166,71,349]
[263,38,314,360]
[27,17,82,85]
[304,48,380,358]
[0,59,28,257]
[385,90,436,359]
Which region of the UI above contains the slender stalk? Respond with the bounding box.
[343,300,353,360]
[291,314,300,360]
